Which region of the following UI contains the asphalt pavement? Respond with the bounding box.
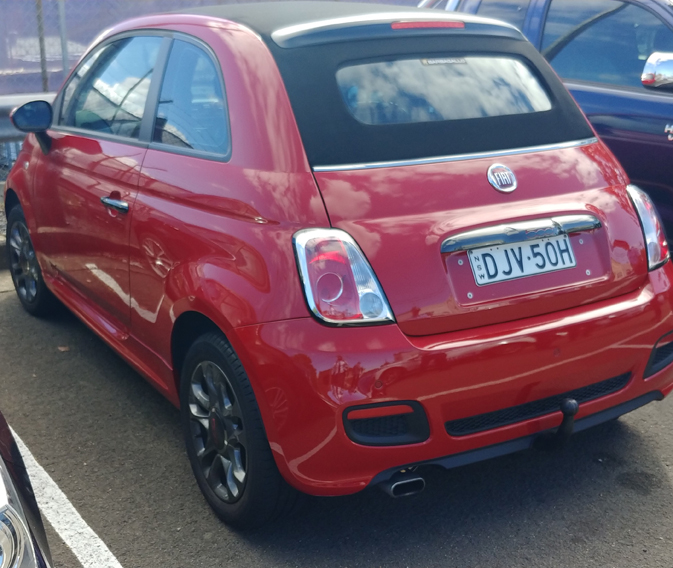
[1,257,673,567]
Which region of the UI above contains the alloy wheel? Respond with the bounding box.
[188,361,248,503]
[8,221,39,304]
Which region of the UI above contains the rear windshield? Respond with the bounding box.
[266,35,594,167]
[336,56,552,125]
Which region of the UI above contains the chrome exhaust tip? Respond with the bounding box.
[379,474,425,498]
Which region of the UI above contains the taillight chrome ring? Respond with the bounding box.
[316,272,344,303]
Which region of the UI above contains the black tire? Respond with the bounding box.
[180,332,300,529]
[5,205,57,316]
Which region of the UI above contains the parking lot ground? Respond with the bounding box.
[2,274,673,567]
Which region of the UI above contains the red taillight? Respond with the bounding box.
[294,229,395,325]
[391,21,465,30]
[307,239,361,320]
[626,184,669,271]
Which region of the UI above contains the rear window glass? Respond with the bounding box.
[336,56,552,125]
[268,34,593,166]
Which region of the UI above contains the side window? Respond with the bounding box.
[475,0,531,31]
[153,40,230,156]
[59,44,106,121]
[61,36,162,138]
[542,0,673,89]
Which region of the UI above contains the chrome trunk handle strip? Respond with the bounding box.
[440,214,601,254]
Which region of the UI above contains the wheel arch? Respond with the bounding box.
[168,306,284,466]
[170,310,223,394]
[4,188,20,217]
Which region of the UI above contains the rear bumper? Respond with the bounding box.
[232,265,673,496]
[370,390,662,485]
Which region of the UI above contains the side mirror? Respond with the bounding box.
[10,100,53,154]
[10,100,52,132]
[642,52,673,89]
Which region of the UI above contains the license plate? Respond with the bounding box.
[467,234,576,286]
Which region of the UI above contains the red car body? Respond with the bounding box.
[5,2,673,503]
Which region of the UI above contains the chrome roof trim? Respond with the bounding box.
[312,137,599,172]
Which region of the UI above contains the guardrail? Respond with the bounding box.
[0,93,55,180]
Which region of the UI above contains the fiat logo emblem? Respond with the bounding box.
[487,164,517,193]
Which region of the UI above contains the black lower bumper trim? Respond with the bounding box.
[445,373,630,436]
[369,391,663,486]
[644,330,673,378]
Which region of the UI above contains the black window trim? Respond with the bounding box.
[52,30,172,147]
[50,29,233,162]
[540,0,673,93]
[139,36,172,144]
[147,32,233,163]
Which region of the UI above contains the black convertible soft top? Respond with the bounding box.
[182,2,516,43]
[182,2,594,167]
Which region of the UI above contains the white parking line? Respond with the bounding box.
[11,428,124,568]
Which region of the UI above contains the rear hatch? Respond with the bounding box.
[314,142,647,336]
[266,13,648,335]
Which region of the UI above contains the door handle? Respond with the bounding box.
[101,196,129,213]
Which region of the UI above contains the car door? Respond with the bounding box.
[130,36,234,357]
[538,0,673,235]
[32,34,166,329]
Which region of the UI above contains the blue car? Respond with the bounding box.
[424,0,673,236]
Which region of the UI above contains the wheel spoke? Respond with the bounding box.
[210,364,230,410]
[203,366,219,408]
[197,431,216,463]
[189,399,209,419]
[207,454,225,491]
[223,455,242,499]
[24,278,37,302]
[201,361,214,384]
[190,382,210,411]
[19,224,31,243]
[222,386,233,411]
[221,387,243,423]
[226,446,246,484]
[196,415,210,432]
[221,404,232,418]
[230,428,247,453]
[9,229,23,253]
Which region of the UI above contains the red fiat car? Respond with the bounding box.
[5,2,673,528]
